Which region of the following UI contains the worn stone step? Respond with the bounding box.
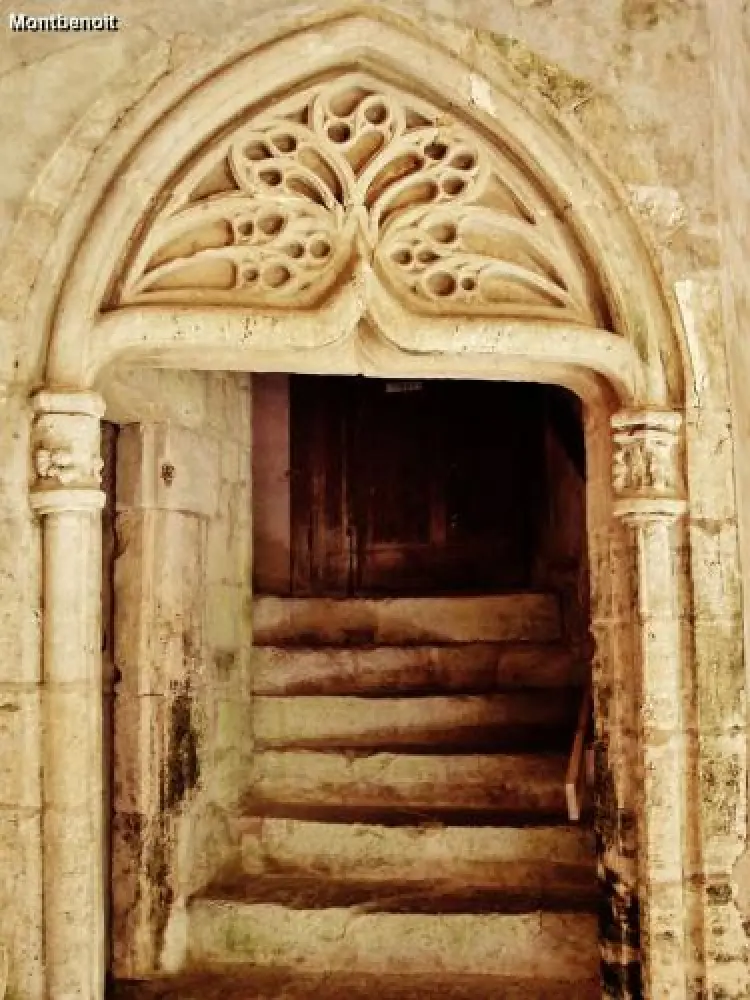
[252,644,584,696]
[110,969,603,1000]
[252,595,561,646]
[199,871,598,914]
[253,693,577,752]
[237,817,596,889]
[248,751,570,820]
[186,899,599,981]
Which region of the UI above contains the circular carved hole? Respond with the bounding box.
[309,238,332,260]
[365,102,389,125]
[392,247,413,266]
[417,248,440,264]
[272,133,297,154]
[244,141,271,161]
[262,264,291,288]
[430,222,458,244]
[242,266,259,284]
[461,275,477,292]
[328,123,352,144]
[425,141,449,161]
[259,168,283,187]
[442,176,466,197]
[427,272,457,297]
[329,88,364,118]
[237,219,254,238]
[286,242,305,259]
[451,151,477,171]
[258,214,286,236]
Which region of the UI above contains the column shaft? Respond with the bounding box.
[612,408,688,1000]
[31,390,106,1000]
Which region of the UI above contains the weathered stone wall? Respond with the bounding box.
[0,2,747,998]
[109,369,252,976]
[0,390,43,999]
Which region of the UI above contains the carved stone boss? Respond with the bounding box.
[611,409,686,520]
[30,391,106,510]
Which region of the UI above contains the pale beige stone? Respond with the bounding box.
[0,3,746,998]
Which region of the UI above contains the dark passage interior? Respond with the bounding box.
[255,374,588,606]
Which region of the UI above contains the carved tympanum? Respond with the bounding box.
[116,73,605,324]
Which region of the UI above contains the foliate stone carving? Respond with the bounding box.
[30,392,106,506]
[611,410,686,519]
[34,444,103,486]
[117,73,605,325]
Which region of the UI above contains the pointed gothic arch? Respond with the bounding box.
[43,10,684,406]
[23,9,748,1000]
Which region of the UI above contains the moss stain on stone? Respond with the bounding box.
[475,29,594,111]
[164,683,200,812]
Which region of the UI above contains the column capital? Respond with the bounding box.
[29,389,106,514]
[611,408,687,522]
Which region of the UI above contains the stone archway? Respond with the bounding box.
[24,9,747,1000]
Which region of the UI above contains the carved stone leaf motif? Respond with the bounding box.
[118,73,603,324]
[612,432,682,498]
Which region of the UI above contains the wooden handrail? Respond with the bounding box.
[566,684,592,822]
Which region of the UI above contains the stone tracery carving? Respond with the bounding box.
[117,74,605,325]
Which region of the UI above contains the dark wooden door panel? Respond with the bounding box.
[290,376,544,595]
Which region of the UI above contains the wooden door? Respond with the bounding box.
[290,376,544,595]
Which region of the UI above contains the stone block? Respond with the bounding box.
[0,686,42,808]
[698,732,747,871]
[43,687,102,809]
[113,693,166,815]
[117,422,220,517]
[252,594,561,646]
[0,517,41,684]
[688,518,743,622]
[0,809,44,1000]
[0,394,32,515]
[206,582,243,654]
[214,697,253,753]
[673,277,731,409]
[115,509,207,694]
[588,524,636,624]
[220,439,240,484]
[685,407,738,522]
[692,620,746,733]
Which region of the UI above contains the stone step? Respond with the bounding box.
[252,643,584,696]
[248,751,570,821]
[186,898,599,981]
[110,969,603,1000]
[253,693,577,752]
[238,817,596,902]
[199,871,598,914]
[241,817,599,911]
[252,595,561,646]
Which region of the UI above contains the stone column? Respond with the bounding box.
[611,409,688,1000]
[29,390,106,1000]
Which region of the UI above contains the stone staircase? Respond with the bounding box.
[136,594,600,999]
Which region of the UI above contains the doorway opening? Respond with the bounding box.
[244,373,600,996]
